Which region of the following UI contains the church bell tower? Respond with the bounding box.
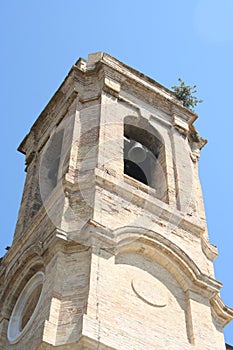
[0,52,232,349]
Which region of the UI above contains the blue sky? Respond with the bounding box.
[1,0,233,344]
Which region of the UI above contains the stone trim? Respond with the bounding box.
[7,271,44,344]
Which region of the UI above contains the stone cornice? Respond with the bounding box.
[210,294,233,327]
[201,236,218,261]
[89,52,197,122]
[0,206,49,272]
[84,221,233,326]
[95,167,206,236]
[87,222,220,292]
[18,52,199,157]
[18,72,78,158]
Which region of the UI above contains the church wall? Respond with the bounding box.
[83,248,221,350]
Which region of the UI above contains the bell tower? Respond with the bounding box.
[0,52,232,350]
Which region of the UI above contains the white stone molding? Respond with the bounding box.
[7,271,45,344]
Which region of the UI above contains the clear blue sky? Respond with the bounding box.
[1,0,233,344]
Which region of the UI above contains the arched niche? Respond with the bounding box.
[124,116,168,202]
[92,239,191,348]
[112,237,193,346]
[1,245,45,319]
[40,129,64,196]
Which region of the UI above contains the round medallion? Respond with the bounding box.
[7,271,45,344]
[131,275,167,307]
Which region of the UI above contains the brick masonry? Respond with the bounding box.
[0,52,232,349]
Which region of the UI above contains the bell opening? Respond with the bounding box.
[127,141,147,163]
[124,159,148,186]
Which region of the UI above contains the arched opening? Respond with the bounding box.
[124,120,167,202]
[124,158,148,185]
[40,129,64,197]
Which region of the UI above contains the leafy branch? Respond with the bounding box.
[172,78,203,110]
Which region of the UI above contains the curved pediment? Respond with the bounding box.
[111,225,233,327]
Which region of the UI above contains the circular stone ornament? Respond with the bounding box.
[131,275,167,307]
[7,271,45,344]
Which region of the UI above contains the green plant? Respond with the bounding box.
[172,78,203,110]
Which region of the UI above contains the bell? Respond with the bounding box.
[127,141,147,163]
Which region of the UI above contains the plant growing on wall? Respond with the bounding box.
[172,78,203,110]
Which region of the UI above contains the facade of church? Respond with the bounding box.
[0,52,232,349]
